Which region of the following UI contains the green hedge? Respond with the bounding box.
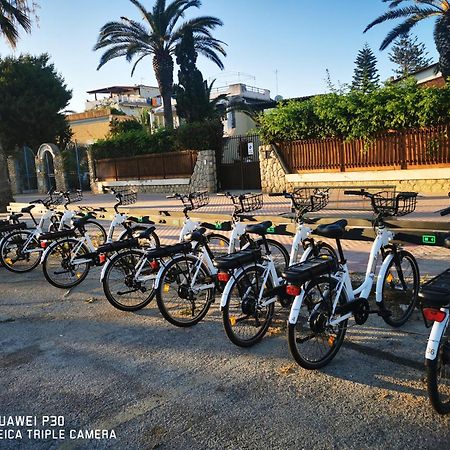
[91,118,223,159]
[257,78,450,143]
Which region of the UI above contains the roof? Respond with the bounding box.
[87,85,158,95]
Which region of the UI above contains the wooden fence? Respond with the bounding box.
[277,125,450,173]
[94,150,197,181]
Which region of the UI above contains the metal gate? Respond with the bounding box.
[218,134,261,190]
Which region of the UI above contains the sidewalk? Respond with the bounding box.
[11,191,450,276]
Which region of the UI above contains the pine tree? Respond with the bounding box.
[388,32,433,77]
[352,44,380,92]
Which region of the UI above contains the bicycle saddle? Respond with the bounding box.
[8,213,23,221]
[128,216,154,225]
[21,205,35,214]
[245,221,272,236]
[185,228,207,244]
[314,219,348,239]
[137,226,156,239]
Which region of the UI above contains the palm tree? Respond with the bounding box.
[94,0,226,129]
[0,0,32,48]
[364,1,450,78]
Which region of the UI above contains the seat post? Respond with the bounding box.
[335,238,346,264]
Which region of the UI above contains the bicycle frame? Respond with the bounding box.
[288,225,397,326]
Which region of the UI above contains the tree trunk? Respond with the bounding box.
[0,146,13,212]
[153,53,175,129]
[435,16,450,79]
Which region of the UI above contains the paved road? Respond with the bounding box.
[0,192,449,449]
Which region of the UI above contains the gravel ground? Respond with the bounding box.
[0,265,449,450]
[1,192,449,449]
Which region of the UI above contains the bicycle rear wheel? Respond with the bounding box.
[206,233,229,257]
[42,238,90,288]
[381,250,419,327]
[156,254,213,327]
[427,325,450,415]
[102,249,154,311]
[288,276,347,370]
[0,230,41,273]
[222,265,274,347]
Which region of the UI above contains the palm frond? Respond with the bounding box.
[379,13,438,49]
[364,6,438,32]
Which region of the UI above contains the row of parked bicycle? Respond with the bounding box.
[0,187,449,415]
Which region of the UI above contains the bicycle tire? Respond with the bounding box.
[102,249,154,311]
[222,264,275,347]
[42,238,91,288]
[255,237,289,271]
[426,325,450,415]
[288,276,347,370]
[83,220,107,247]
[0,229,41,273]
[156,254,213,327]
[380,250,419,327]
[206,232,230,257]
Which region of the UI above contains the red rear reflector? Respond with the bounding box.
[40,241,48,249]
[217,272,230,282]
[99,254,106,264]
[423,308,446,323]
[150,260,159,270]
[286,284,301,296]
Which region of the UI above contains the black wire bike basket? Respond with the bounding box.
[183,191,209,210]
[292,188,329,213]
[372,191,417,217]
[233,193,263,215]
[116,188,137,206]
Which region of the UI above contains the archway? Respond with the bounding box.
[36,143,68,194]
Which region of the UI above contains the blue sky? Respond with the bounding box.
[0,0,439,112]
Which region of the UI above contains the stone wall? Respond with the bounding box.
[260,144,450,194]
[259,145,289,193]
[91,149,217,194]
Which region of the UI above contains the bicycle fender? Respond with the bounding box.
[425,313,449,361]
[375,252,394,303]
[219,263,266,310]
[100,258,111,282]
[152,262,167,290]
[40,240,59,264]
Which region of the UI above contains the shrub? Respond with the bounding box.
[257,78,450,143]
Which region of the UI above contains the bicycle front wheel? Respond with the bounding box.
[0,230,41,273]
[427,324,450,415]
[255,237,289,272]
[381,250,419,327]
[222,265,275,347]
[156,254,213,327]
[102,249,154,311]
[83,220,107,248]
[42,238,91,288]
[288,276,347,370]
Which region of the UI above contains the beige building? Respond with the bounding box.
[67,108,131,145]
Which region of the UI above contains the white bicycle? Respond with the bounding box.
[215,188,336,347]
[285,189,420,369]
